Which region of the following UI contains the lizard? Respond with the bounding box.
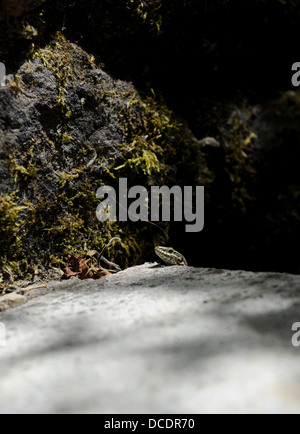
[88,241,188,272]
[154,246,188,267]
[84,240,188,276]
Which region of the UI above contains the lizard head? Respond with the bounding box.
[155,246,188,266]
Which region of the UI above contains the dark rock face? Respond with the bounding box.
[1,0,45,18]
[176,95,300,275]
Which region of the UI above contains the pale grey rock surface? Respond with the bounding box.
[0,264,300,414]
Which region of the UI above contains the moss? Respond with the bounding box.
[115,149,160,177]
[127,0,164,34]
[0,193,28,282]
[8,74,25,94]
[113,91,199,185]
[9,157,38,183]
[223,109,258,212]
[32,32,77,118]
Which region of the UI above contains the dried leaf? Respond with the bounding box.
[63,256,111,280]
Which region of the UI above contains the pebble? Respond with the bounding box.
[0,293,26,312]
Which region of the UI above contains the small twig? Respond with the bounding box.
[100,256,122,273]
[87,237,122,274]
[98,237,122,263]
[16,284,48,294]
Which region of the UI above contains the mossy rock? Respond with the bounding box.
[0,33,202,282]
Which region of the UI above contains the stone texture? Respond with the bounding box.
[0,264,300,414]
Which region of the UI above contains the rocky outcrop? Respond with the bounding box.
[1,0,300,278]
[0,33,202,282]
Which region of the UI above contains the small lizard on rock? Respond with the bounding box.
[155,246,188,266]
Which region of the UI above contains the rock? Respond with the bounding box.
[0,293,26,312]
[0,33,202,281]
[199,137,221,148]
[0,264,300,413]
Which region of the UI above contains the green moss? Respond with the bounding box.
[126,0,164,34]
[223,109,258,212]
[115,149,160,177]
[57,171,80,188]
[112,91,199,186]
[9,157,38,183]
[0,193,28,282]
